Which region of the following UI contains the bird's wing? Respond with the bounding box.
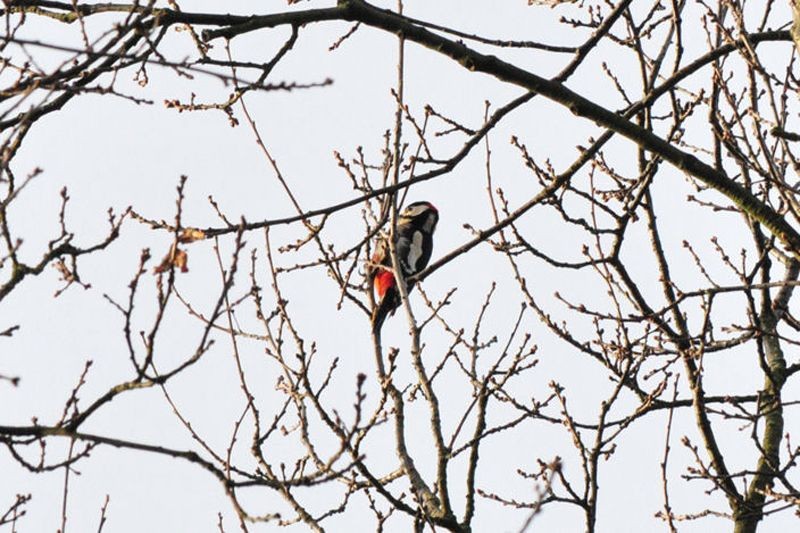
[395,230,426,275]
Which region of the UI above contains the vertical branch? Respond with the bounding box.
[383,0,452,522]
[657,378,679,532]
[733,261,796,533]
[644,185,741,510]
[58,437,75,533]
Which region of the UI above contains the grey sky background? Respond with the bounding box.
[3,1,798,531]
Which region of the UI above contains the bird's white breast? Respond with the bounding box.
[405,230,424,272]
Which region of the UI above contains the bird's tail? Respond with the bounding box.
[371,293,397,335]
[371,281,417,335]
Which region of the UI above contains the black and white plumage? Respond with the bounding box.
[368,201,439,333]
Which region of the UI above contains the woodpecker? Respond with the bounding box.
[368,201,439,333]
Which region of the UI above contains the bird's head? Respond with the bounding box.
[399,201,439,233]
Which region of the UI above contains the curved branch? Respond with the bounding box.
[205,0,800,254]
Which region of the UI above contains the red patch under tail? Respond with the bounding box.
[374,270,395,298]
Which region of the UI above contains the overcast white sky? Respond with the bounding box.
[3,1,799,532]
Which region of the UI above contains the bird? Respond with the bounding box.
[368,201,439,334]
